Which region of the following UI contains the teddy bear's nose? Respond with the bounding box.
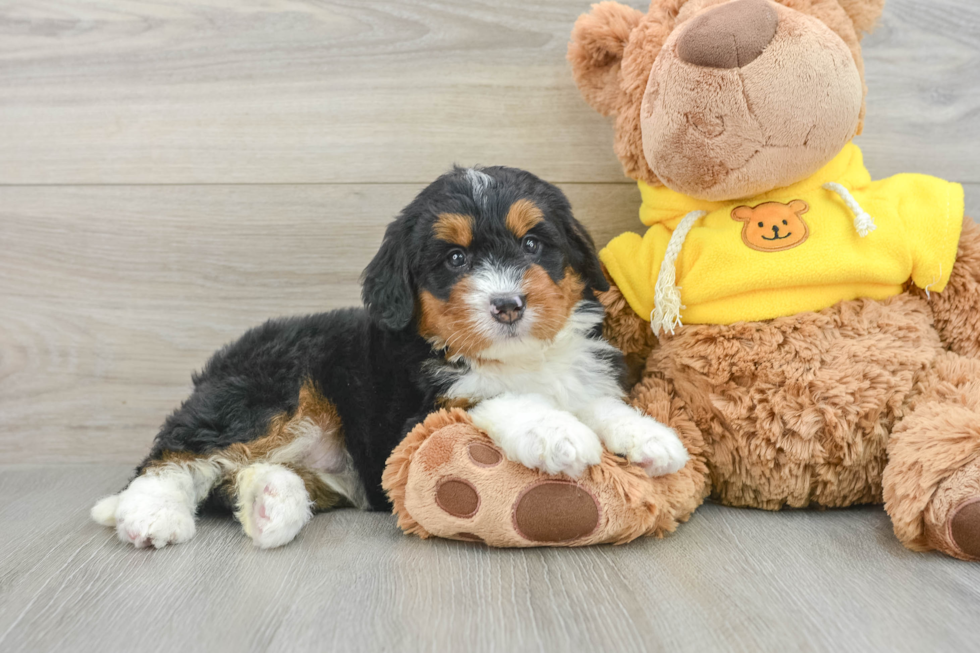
[676,0,779,69]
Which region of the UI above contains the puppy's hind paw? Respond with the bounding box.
[91,494,120,526]
[111,474,198,549]
[115,497,196,549]
[237,464,312,549]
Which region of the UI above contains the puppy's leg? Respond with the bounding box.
[234,463,313,549]
[92,459,220,549]
[577,396,688,476]
[469,393,603,478]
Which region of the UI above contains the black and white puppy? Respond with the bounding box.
[91,166,687,549]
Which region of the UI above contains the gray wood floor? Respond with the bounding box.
[1,465,978,653]
[2,1,980,651]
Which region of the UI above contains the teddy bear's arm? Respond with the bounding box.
[598,280,658,386]
[918,217,980,359]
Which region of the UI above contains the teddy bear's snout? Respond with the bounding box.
[677,0,779,69]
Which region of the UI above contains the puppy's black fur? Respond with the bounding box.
[138,166,614,511]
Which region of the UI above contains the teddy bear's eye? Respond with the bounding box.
[783,220,788,225]
[758,222,764,228]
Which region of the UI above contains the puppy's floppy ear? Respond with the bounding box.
[836,0,886,38]
[565,216,610,293]
[361,217,415,331]
[568,2,644,117]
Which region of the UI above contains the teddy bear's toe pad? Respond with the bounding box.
[468,442,502,467]
[950,498,980,559]
[513,481,599,543]
[435,478,480,518]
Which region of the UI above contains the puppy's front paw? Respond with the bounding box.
[605,413,688,477]
[511,411,603,478]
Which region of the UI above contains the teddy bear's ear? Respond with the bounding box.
[567,2,644,117]
[789,200,810,215]
[836,0,886,37]
[731,206,754,222]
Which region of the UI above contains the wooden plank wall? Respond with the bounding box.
[1,0,978,463]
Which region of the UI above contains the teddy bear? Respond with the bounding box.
[383,0,980,561]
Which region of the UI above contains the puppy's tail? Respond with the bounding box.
[90,494,120,526]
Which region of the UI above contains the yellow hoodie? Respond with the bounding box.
[600,144,965,330]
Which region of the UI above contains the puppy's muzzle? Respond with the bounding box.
[490,294,526,325]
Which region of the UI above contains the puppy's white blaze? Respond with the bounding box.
[466,168,493,200]
[461,261,534,344]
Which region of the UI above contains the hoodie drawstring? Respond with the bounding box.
[651,210,707,337]
[823,182,877,237]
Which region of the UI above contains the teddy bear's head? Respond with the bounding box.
[569,0,885,201]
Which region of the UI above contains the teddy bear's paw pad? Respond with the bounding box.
[468,442,502,467]
[436,478,481,518]
[949,497,980,560]
[513,481,600,543]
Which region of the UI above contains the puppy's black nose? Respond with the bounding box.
[772,225,780,235]
[490,295,526,324]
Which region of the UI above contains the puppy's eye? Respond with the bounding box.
[782,220,788,225]
[758,222,764,228]
[522,236,541,255]
[446,249,468,269]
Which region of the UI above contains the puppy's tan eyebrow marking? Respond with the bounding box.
[505,199,544,238]
[433,213,474,247]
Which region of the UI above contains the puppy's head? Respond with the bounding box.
[361,166,607,359]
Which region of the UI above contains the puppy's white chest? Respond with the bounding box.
[445,329,621,411]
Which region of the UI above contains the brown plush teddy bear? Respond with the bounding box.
[384,0,980,561]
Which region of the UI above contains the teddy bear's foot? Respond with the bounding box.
[923,458,980,561]
[382,409,707,547]
[949,499,980,560]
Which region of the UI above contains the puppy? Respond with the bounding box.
[91,166,687,549]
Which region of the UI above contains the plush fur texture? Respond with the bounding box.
[92,166,688,549]
[568,0,875,199]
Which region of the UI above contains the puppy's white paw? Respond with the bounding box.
[113,475,197,549]
[605,413,688,477]
[511,411,603,478]
[470,394,603,478]
[91,494,120,526]
[237,464,312,549]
